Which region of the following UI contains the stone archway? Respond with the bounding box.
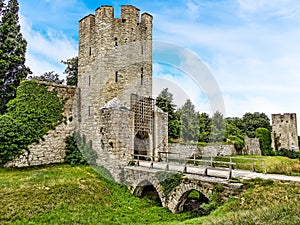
[167,182,210,213]
[132,178,166,207]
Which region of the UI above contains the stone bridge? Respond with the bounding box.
[122,165,242,213]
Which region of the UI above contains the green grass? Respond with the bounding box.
[213,155,300,175]
[0,164,194,225]
[1,162,300,225]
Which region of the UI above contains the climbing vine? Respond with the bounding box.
[0,80,65,166]
[156,171,184,197]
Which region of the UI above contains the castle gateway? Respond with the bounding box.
[74,5,168,182]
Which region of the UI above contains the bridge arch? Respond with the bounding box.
[168,181,210,213]
[132,177,166,206]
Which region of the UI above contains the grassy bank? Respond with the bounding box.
[1,162,300,225]
[0,164,193,225]
[213,155,300,175]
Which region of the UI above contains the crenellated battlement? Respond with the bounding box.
[79,5,152,31]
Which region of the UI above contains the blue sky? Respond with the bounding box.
[18,0,300,122]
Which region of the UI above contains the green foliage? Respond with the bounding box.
[65,135,88,166]
[243,112,271,138]
[256,128,273,156]
[61,56,78,86]
[0,80,64,166]
[210,111,225,142]
[156,171,183,196]
[178,99,199,142]
[0,0,31,114]
[156,88,181,140]
[225,118,245,150]
[28,71,64,84]
[198,112,211,143]
[276,148,300,159]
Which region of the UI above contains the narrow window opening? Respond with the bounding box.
[115,71,118,82]
[89,47,92,56]
[115,37,118,46]
[122,19,126,23]
[88,75,91,86]
[141,67,144,85]
[88,106,91,116]
[141,45,143,54]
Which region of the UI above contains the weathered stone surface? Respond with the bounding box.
[272,113,299,151]
[168,143,236,159]
[75,5,168,182]
[243,136,261,155]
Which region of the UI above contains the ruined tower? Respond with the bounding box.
[74,6,168,182]
[271,113,299,151]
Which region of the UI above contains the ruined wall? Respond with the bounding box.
[168,143,236,159]
[272,113,299,150]
[5,83,76,167]
[242,136,261,155]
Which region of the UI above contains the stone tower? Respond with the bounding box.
[271,113,299,151]
[74,6,168,182]
[78,5,152,109]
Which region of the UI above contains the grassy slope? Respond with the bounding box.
[214,155,300,175]
[1,158,300,225]
[0,164,193,225]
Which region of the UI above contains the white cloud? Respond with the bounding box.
[20,14,77,77]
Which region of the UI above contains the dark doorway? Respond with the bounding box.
[183,190,210,215]
[134,130,149,157]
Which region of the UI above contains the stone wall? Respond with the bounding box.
[95,105,135,182]
[167,143,236,159]
[153,109,168,160]
[242,136,261,155]
[5,83,76,167]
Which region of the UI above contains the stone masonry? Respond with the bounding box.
[272,113,299,150]
[75,6,168,182]
[5,83,76,167]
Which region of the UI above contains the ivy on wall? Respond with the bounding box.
[0,80,65,166]
[155,171,183,197]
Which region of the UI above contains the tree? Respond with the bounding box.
[0,0,31,114]
[178,99,199,142]
[210,111,225,142]
[28,71,64,84]
[61,56,78,86]
[198,112,211,143]
[156,88,181,140]
[256,128,273,156]
[242,112,272,138]
[0,0,4,15]
[225,117,245,150]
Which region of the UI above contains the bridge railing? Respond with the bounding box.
[158,152,267,174]
[129,153,267,180]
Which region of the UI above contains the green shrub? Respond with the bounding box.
[276,148,300,159]
[0,80,64,166]
[65,133,97,166]
[256,128,273,156]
